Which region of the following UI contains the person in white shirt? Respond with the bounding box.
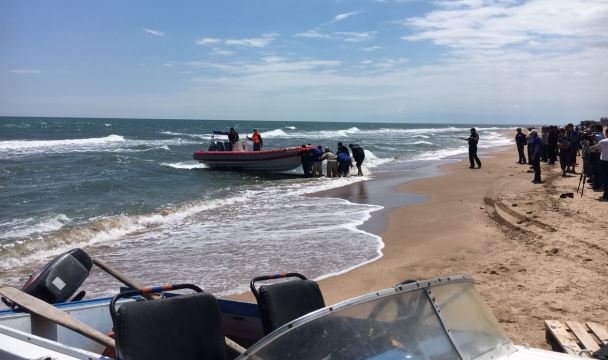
[590,127,608,201]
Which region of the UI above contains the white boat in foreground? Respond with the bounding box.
[0,249,590,359]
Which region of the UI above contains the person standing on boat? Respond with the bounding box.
[227,127,239,144]
[247,129,263,151]
[215,127,240,150]
[461,128,481,169]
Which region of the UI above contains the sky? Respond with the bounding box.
[1,0,607,124]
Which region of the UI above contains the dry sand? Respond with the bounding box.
[317,146,608,348]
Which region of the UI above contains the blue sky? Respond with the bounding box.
[1,0,607,123]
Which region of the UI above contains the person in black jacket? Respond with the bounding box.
[515,128,527,164]
[547,126,558,165]
[349,144,365,176]
[299,145,312,178]
[462,128,481,169]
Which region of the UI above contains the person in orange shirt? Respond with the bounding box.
[247,129,263,151]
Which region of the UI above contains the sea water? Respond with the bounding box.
[0,117,512,297]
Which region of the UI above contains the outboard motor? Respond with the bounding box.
[20,248,92,304]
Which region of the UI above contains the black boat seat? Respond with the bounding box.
[216,142,225,151]
[110,284,226,360]
[224,141,232,151]
[250,273,325,335]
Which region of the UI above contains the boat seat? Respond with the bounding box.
[224,141,232,151]
[250,273,325,335]
[216,142,225,151]
[110,284,226,360]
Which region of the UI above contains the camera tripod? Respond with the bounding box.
[576,172,587,197]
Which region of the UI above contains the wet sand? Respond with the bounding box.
[231,145,608,348]
[316,147,608,348]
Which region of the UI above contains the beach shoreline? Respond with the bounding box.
[305,144,607,348]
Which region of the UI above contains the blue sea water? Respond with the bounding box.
[0,117,512,296]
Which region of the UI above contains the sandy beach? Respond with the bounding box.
[310,145,608,348]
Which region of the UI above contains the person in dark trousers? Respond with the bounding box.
[311,145,324,177]
[515,128,527,164]
[299,145,312,178]
[547,126,558,165]
[247,129,263,151]
[462,128,481,169]
[337,151,352,177]
[530,130,543,183]
[348,144,365,176]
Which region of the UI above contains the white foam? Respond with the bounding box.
[0,135,125,151]
[161,162,208,170]
[160,131,212,140]
[284,126,296,130]
[0,135,204,158]
[261,129,288,137]
[0,214,71,240]
[409,141,434,145]
[362,150,394,169]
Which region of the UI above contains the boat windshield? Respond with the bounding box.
[237,277,515,360]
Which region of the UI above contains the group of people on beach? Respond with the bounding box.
[514,123,608,201]
[300,142,365,178]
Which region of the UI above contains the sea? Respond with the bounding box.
[0,117,513,298]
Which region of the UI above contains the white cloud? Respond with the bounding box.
[363,46,382,52]
[225,33,279,47]
[9,69,41,74]
[186,57,341,76]
[143,28,166,37]
[334,31,377,42]
[196,37,221,45]
[295,29,332,39]
[295,30,376,42]
[211,48,235,56]
[402,0,608,49]
[326,10,364,25]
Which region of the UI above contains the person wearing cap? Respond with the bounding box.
[530,130,543,183]
[461,128,481,169]
[515,128,527,164]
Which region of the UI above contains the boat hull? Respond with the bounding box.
[193,147,307,172]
